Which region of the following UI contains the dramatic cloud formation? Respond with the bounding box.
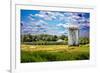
[21,10,90,37]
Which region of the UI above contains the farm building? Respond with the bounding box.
[56,39,64,42]
[67,24,79,46]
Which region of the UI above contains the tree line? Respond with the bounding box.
[21,34,89,45]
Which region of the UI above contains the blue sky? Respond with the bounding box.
[21,9,90,37]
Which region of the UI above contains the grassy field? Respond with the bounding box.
[21,44,89,63]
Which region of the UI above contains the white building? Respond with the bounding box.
[67,24,79,46]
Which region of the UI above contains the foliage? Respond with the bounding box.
[21,34,68,45]
[21,34,89,45]
[79,37,89,45]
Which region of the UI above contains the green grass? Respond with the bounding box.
[21,45,89,63]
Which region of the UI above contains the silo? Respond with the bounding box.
[67,24,79,46]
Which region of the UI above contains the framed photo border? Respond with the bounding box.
[11,3,96,73]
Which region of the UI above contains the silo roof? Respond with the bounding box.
[67,24,79,30]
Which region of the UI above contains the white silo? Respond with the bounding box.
[67,24,79,46]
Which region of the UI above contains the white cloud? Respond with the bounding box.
[70,15,81,19]
[34,11,53,21]
[28,14,37,21]
[35,20,48,26]
[34,11,82,23]
[34,11,66,21]
[35,13,45,18]
[57,23,68,28]
[28,16,35,21]
[55,12,64,17]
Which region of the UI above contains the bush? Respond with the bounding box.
[79,37,89,45]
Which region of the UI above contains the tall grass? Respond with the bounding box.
[21,50,89,63]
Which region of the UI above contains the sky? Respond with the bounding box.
[21,9,90,37]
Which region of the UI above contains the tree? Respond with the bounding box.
[22,34,33,42]
[59,35,66,40]
[79,37,89,45]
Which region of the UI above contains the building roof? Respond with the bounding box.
[67,24,79,30]
[56,39,64,42]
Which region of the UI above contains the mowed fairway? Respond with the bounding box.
[21,44,89,63]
